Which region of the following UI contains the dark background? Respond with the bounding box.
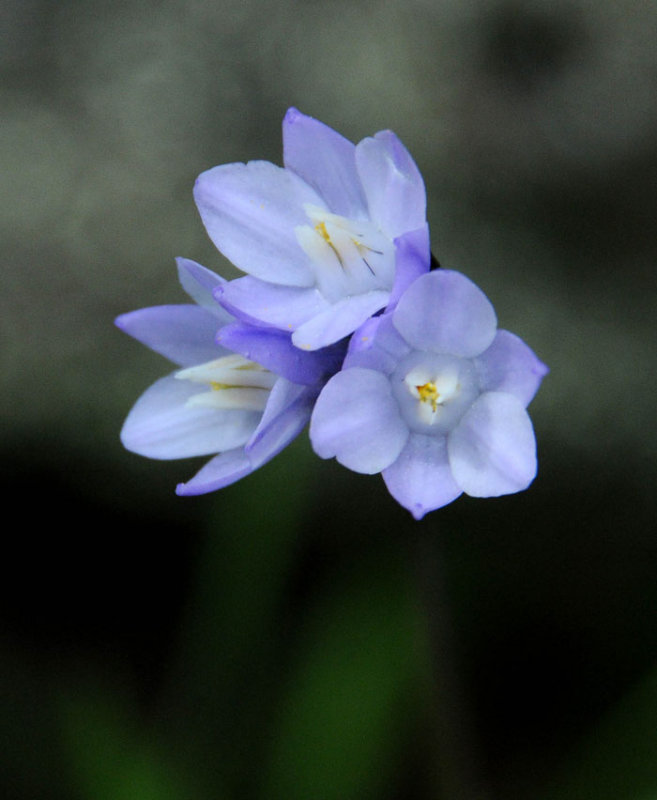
[2,1,657,798]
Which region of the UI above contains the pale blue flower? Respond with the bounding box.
[193,108,429,351]
[117,258,344,495]
[310,258,548,520]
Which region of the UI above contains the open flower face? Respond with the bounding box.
[310,267,548,520]
[193,108,429,351]
[117,258,345,496]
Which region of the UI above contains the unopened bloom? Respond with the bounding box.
[194,107,429,351]
[310,255,548,519]
[117,258,344,495]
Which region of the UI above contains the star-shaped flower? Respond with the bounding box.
[310,253,548,519]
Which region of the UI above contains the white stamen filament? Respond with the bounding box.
[176,354,276,390]
[185,387,271,412]
[295,204,394,303]
[175,354,275,412]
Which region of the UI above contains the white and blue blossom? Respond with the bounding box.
[117,109,547,518]
[117,258,345,495]
[194,108,429,351]
[309,257,548,520]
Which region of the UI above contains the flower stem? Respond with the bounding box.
[412,526,490,800]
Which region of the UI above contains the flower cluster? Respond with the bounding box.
[118,108,547,518]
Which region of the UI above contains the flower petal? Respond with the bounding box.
[115,305,227,366]
[217,322,344,386]
[176,257,231,319]
[194,160,325,286]
[291,290,389,351]
[282,107,367,219]
[355,130,426,239]
[387,225,431,310]
[382,433,462,519]
[120,374,259,459]
[345,313,411,374]
[475,330,549,407]
[448,392,537,497]
[176,448,254,496]
[216,275,330,330]
[310,368,408,473]
[246,379,314,465]
[393,270,497,357]
[177,381,316,496]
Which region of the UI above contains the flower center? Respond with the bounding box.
[175,354,276,411]
[415,381,440,412]
[392,353,480,434]
[295,204,395,303]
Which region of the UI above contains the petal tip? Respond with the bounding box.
[284,106,304,125]
[176,479,207,497]
[114,313,130,332]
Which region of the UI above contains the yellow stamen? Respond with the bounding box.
[416,381,439,412]
[315,221,331,243]
[314,220,344,268]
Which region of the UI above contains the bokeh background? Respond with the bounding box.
[3,0,657,798]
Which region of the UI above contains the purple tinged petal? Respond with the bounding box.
[291,290,389,351]
[115,305,227,366]
[282,107,367,219]
[176,257,231,321]
[177,380,315,496]
[346,315,383,356]
[246,379,314,465]
[216,275,329,330]
[448,392,537,497]
[345,313,411,374]
[194,160,324,287]
[382,433,462,520]
[176,378,316,496]
[310,368,408,473]
[355,130,426,239]
[217,322,344,386]
[387,225,431,310]
[120,375,259,459]
[393,270,497,358]
[475,330,549,407]
[176,449,254,496]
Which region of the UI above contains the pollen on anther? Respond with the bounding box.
[416,381,439,412]
[315,221,331,243]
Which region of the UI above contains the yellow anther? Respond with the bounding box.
[314,220,345,268]
[315,221,331,243]
[416,381,439,412]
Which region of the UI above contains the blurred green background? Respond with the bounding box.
[2,0,657,798]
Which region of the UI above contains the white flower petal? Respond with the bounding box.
[120,375,259,459]
[448,392,537,497]
[310,368,408,473]
[291,291,389,351]
[393,270,497,358]
[355,130,426,239]
[194,160,325,286]
[382,434,462,519]
[282,107,367,218]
